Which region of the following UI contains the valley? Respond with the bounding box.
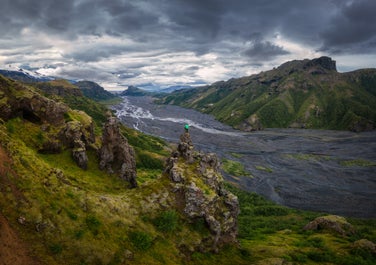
[114,96,376,218]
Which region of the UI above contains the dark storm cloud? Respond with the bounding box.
[320,0,376,53]
[1,0,374,51]
[1,0,376,87]
[243,40,290,61]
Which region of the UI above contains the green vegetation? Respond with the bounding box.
[153,210,180,233]
[339,159,376,167]
[222,158,252,177]
[1,75,375,265]
[75,80,117,101]
[129,231,154,250]
[255,165,273,173]
[159,58,376,131]
[224,185,376,265]
[285,153,331,161]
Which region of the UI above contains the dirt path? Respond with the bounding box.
[0,214,41,265]
[0,146,41,265]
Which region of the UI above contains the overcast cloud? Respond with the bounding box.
[1,0,375,90]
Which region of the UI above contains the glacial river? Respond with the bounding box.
[113,96,376,218]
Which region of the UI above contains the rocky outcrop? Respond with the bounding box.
[0,76,68,125]
[35,80,83,97]
[76,81,116,101]
[238,114,263,132]
[165,130,239,251]
[303,215,356,236]
[304,56,337,72]
[0,75,96,169]
[99,116,137,188]
[352,239,376,255]
[61,119,94,169]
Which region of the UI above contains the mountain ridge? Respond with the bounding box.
[159,56,376,132]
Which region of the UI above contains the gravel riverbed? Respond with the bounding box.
[113,96,376,218]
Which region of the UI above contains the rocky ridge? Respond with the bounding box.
[160,56,376,132]
[165,130,239,251]
[0,74,137,185]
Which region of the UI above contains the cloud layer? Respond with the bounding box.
[1,0,375,89]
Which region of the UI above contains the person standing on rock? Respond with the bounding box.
[184,124,189,133]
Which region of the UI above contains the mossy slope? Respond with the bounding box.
[0,74,375,264]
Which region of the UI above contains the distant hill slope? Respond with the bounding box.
[75,80,117,101]
[0,69,117,102]
[160,57,376,132]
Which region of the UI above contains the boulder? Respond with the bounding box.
[352,239,376,254]
[99,116,137,188]
[303,215,356,236]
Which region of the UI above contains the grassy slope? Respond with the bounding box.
[0,79,375,264]
[0,117,206,265]
[160,67,376,131]
[1,117,375,265]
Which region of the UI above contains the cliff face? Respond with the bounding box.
[165,131,239,251]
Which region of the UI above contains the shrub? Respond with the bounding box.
[307,250,333,262]
[49,243,63,254]
[137,152,164,170]
[253,206,289,216]
[222,158,251,177]
[129,231,153,250]
[153,210,179,233]
[86,214,102,235]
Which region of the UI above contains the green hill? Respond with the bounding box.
[0,74,375,265]
[75,80,117,101]
[160,57,376,132]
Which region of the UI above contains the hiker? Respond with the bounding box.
[184,124,189,132]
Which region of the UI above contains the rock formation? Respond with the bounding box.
[165,130,239,251]
[99,116,137,188]
[0,76,68,125]
[0,75,95,169]
[303,215,356,236]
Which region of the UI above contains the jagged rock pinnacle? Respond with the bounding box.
[164,128,239,251]
[99,116,137,188]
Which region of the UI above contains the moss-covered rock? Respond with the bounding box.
[303,215,356,236]
[165,130,239,251]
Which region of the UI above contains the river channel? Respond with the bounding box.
[113,96,376,218]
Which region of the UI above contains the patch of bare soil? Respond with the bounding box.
[0,146,41,265]
[0,214,41,265]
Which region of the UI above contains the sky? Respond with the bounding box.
[1,0,376,90]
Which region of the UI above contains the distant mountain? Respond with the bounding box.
[0,69,53,83]
[0,69,117,102]
[75,80,117,101]
[34,79,83,97]
[120,85,152,96]
[159,85,193,93]
[159,56,376,132]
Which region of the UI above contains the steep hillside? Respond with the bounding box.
[0,75,240,264]
[75,81,117,101]
[160,57,376,132]
[1,75,375,265]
